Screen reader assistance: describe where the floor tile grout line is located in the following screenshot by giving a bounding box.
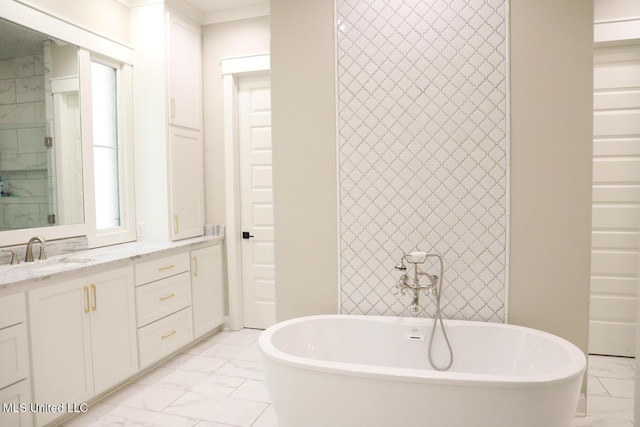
[64,333,637,426]
[250,404,273,427]
[593,376,612,398]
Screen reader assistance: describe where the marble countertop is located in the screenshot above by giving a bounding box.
[0,236,223,290]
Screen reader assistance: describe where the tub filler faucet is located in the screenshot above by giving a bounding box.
[393,250,454,371]
[393,251,442,313]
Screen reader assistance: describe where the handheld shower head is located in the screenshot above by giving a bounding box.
[394,258,407,270]
[406,251,428,263]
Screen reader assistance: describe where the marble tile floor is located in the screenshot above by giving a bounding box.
[574,355,635,427]
[60,328,635,427]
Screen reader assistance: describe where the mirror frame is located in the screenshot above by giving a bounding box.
[0,0,133,248]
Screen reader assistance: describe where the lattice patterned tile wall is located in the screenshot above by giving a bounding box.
[336,0,508,322]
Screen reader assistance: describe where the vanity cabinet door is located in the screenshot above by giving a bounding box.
[29,277,94,427]
[89,267,139,395]
[191,243,224,338]
[29,267,138,425]
[169,127,204,240]
[167,12,201,130]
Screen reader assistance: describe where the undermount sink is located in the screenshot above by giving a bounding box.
[9,256,95,267]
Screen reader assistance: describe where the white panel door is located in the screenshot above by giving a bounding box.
[238,74,275,329]
[590,43,640,356]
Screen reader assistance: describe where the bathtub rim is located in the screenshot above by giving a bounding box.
[259,314,587,389]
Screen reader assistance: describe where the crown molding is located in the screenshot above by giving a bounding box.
[202,3,268,25]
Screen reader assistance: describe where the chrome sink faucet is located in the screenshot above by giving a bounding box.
[25,236,47,262]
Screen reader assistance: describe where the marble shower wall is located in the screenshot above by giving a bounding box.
[0,53,49,230]
[336,0,508,321]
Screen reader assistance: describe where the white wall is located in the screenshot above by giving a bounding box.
[201,17,270,226]
[271,0,593,362]
[271,0,339,320]
[17,0,129,45]
[507,0,593,351]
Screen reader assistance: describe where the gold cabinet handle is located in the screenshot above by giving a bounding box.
[83,286,90,314]
[174,214,179,234]
[161,330,177,339]
[158,264,175,272]
[91,283,97,311]
[159,293,176,301]
[193,256,198,277]
[171,98,176,119]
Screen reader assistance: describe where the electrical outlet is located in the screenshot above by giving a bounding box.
[137,223,144,237]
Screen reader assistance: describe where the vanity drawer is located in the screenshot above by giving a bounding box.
[135,252,190,285]
[135,272,191,327]
[0,323,29,390]
[138,307,193,368]
[0,293,26,330]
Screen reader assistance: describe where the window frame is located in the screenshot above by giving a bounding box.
[81,50,135,247]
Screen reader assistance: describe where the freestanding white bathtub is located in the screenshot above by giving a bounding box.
[259,314,586,427]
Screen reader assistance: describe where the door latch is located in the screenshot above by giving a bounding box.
[242,231,254,239]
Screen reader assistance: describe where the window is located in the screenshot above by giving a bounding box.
[85,53,134,247]
[91,61,121,230]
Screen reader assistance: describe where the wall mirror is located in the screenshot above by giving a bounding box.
[0,17,84,233]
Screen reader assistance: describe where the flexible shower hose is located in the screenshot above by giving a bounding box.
[428,255,454,371]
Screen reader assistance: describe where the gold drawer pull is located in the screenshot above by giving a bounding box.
[158,264,175,272]
[161,330,177,339]
[159,293,176,301]
[91,283,97,311]
[83,286,90,314]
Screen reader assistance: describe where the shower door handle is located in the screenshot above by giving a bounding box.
[242,231,254,239]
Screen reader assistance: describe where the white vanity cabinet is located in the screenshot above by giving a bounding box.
[191,243,224,338]
[130,4,204,242]
[4,239,223,426]
[135,252,194,368]
[168,13,201,129]
[0,292,32,427]
[166,11,204,240]
[29,267,138,426]
[169,127,204,240]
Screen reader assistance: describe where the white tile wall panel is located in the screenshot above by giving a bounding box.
[336,0,508,321]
